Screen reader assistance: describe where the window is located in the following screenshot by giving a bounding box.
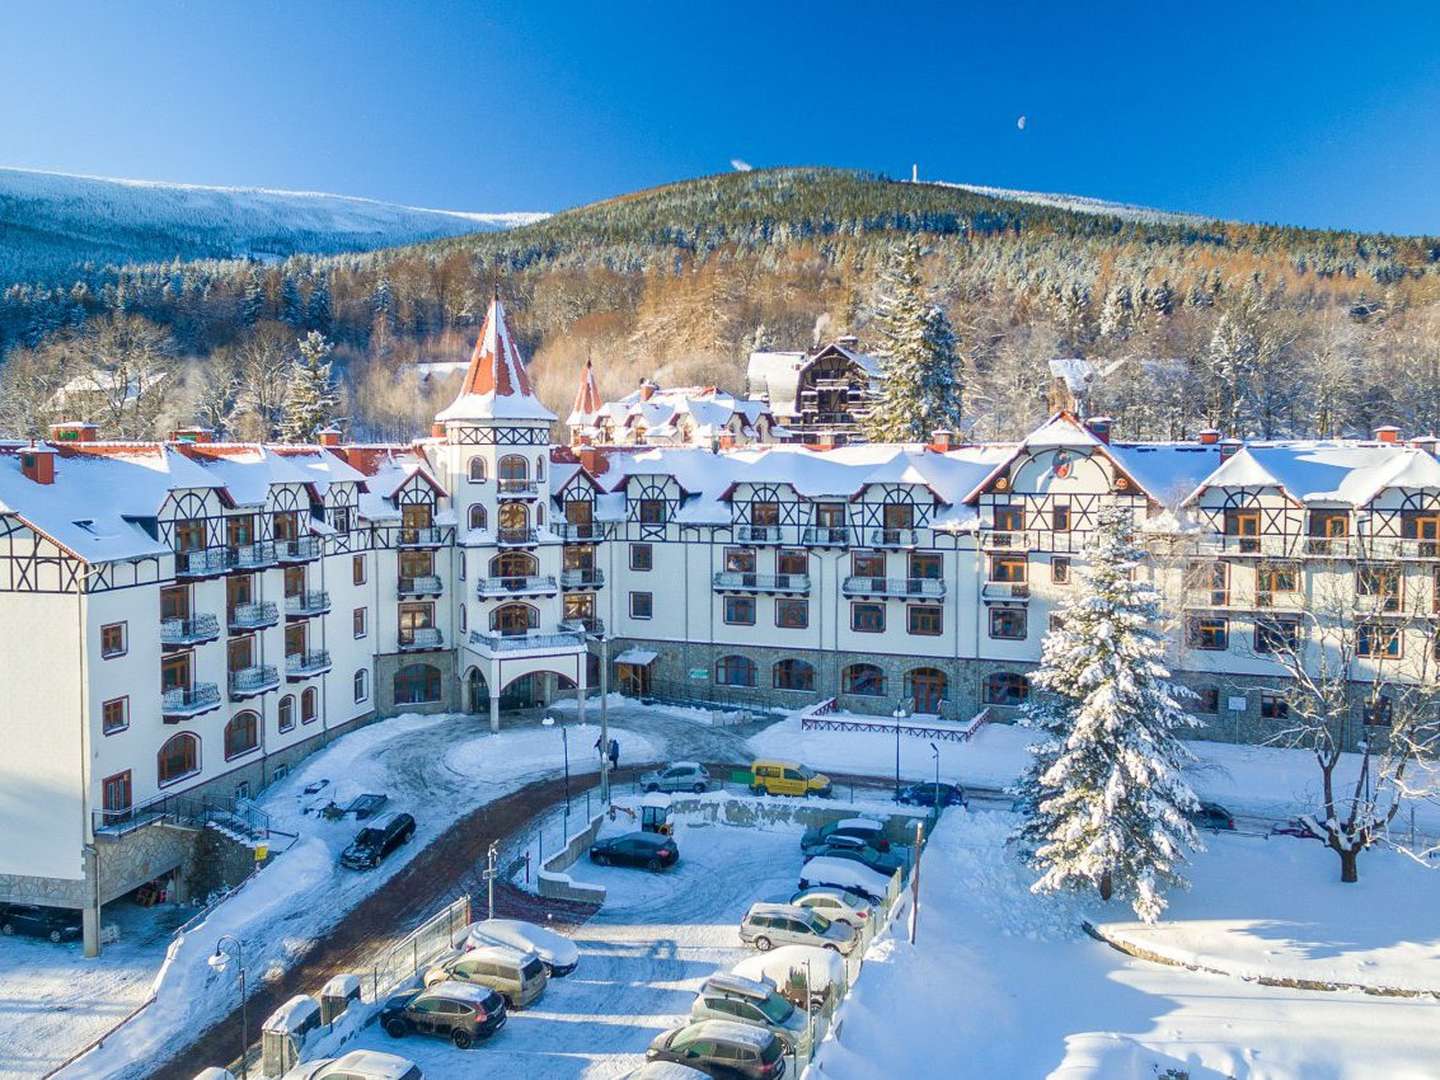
[906,668,947,712]
[498,454,528,482]
[536,503,545,527]
[723,595,756,625]
[173,518,206,552]
[1364,695,1394,727]
[1051,557,1071,585]
[394,663,442,705]
[1260,693,1289,720]
[468,504,488,531]
[102,697,129,735]
[990,556,1027,583]
[882,502,915,530]
[535,455,545,482]
[909,553,942,580]
[353,607,367,638]
[459,606,467,633]
[775,599,809,628]
[160,586,189,620]
[851,602,885,633]
[1186,615,1229,651]
[301,687,318,724]
[330,506,352,534]
[842,663,885,696]
[278,695,295,733]
[851,550,885,578]
[352,554,366,585]
[1357,622,1402,658]
[1188,560,1229,606]
[354,668,370,703]
[102,771,132,817]
[814,502,846,528]
[750,501,780,527]
[101,622,127,658]
[909,604,943,636]
[725,547,757,573]
[157,733,200,786]
[989,607,1027,640]
[777,548,808,576]
[1254,616,1300,654]
[629,591,653,619]
[468,457,487,482]
[1224,507,1261,552]
[773,658,815,691]
[399,601,436,644]
[1051,504,1071,532]
[224,713,260,760]
[1357,564,1402,612]
[1307,510,1349,552]
[716,655,757,686]
[629,543,653,571]
[225,515,254,548]
[638,499,666,524]
[1256,562,1299,606]
[1196,687,1220,713]
[984,672,1030,707]
[994,504,1024,532]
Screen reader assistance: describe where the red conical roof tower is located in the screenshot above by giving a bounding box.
[567,357,603,427]
[436,289,555,423]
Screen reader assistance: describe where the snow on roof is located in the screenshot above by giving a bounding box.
[688,1018,777,1049]
[436,294,556,423]
[184,445,317,506]
[1184,443,1440,507]
[270,446,368,492]
[262,994,319,1033]
[1108,443,1221,509]
[323,1051,423,1080]
[732,944,846,989]
[343,446,442,521]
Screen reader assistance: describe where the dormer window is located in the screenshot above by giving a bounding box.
[639,499,666,525]
[751,501,780,527]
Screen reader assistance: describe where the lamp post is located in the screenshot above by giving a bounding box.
[597,630,611,804]
[892,699,909,803]
[208,934,248,1080]
[930,741,940,809]
[543,715,570,814]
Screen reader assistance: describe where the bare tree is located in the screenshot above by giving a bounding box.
[230,321,295,441]
[58,313,176,438]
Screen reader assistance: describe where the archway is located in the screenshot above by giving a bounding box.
[464,666,489,715]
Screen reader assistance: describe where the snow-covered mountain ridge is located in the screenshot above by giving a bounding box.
[923,179,1214,226]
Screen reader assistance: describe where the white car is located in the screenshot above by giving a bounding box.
[797,855,893,903]
[789,885,873,927]
[282,1050,422,1080]
[464,917,581,977]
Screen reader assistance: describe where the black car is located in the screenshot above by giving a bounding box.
[379,982,506,1049]
[589,831,679,870]
[897,781,967,809]
[340,812,416,869]
[1187,801,1236,831]
[0,903,82,943]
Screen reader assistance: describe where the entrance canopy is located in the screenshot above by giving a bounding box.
[614,648,658,666]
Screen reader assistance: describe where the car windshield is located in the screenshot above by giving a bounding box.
[796,765,815,779]
[355,828,382,845]
[760,1037,783,1063]
[759,994,794,1023]
[522,958,544,979]
[807,911,832,932]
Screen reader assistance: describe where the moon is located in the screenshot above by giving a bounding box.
[1017,115,1027,131]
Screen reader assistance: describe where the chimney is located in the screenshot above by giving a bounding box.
[1375,425,1401,444]
[575,432,593,448]
[836,335,860,348]
[1085,416,1113,445]
[168,426,213,444]
[639,379,658,402]
[317,427,341,447]
[577,446,607,476]
[431,421,446,439]
[1219,437,1243,462]
[1197,428,1221,446]
[929,429,956,453]
[717,432,736,451]
[20,446,55,485]
[1409,435,1439,458]
[49,421,97,444]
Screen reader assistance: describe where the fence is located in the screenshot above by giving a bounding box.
[365,894,473,1002]
[800,706,992,744]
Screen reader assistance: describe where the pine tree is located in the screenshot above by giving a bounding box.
[240,268,266,326]
[279,331,339,442]
[279,274,304,326]
[864,239,964,442]
[1013,505,1203,923]
[305,274,332,333]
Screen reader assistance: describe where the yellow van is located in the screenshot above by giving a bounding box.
[749,759,833,798]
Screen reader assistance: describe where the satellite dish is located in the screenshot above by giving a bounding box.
[1017,115,1027,131]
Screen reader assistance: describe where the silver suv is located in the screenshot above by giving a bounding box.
[689,973,811,1054]
[739,902,857,955]
[788,886,873,928]
[639,761,711,794]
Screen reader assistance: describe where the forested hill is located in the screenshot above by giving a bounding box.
[0,166,544,286]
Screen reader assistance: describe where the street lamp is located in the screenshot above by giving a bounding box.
[930,741,941,809]
[892,699,909,803]
[596,630,611,804]
[542,715,570,813]
[208,934,248,1080]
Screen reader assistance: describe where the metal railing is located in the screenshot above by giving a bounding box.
[160,613,220,646]
[801,525,851,546]
[230,541,277,569]
[228,600,279,631]
[161,683,222,718]
[175,546,231,577]
[736,524,784,543]
[468,628,585,654]
[398,574,444,596]
[399,627,445,650]
[841,576,945,598]
[496,527,539,545]
[284,590,330,617]
[229,665,279,698]
[92,791,271,840]
[476,574,557,596]
[276,536,321,562]
[497,478,540,497]
[554,522,599,541]
[561,567,604,588]
[979,529,1036,551]
[285,650,332,678]
[561,616,605,636]
[397,526,444,547]
[712,571,812,593]
[981,580,1030,599]
[869,527,919,548]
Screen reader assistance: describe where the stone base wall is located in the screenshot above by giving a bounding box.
[375,649,459,716]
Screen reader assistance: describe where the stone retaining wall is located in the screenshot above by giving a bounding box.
[537,814,606,904]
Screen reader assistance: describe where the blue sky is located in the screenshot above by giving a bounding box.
[2,1,1439,233]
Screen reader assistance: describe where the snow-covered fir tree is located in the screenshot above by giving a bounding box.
[1014,505,1203,923]
[240,268,266,325]
[279,274,304,326]
[864,238,964,442]
[305,273,332,332]
[279,331,339,442]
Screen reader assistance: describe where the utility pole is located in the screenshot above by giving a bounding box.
[598,631,611,803]
[485,841,498,920]
[908,819,923,945]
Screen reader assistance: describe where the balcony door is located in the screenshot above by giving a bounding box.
[161,586,190,621]
[227,574,253,618]
[161,653,191,692]
[228,636,254,675]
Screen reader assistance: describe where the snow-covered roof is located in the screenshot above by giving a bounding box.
[436,294,556,423]
[572,381,774,446]
[686,1018,779,1049]
[184,445,318,506]
[732,943,847,989]
[745,340,884,418]
[262,994,319,1033]
[1183,443,1440,507]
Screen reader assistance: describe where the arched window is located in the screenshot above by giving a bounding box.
[491,603,539,635]
[906,667,947,713]
[468,504,488,531]
[468,457,487,482]
[301,687,318,724]
[498,502,528,531]
[491,551,537,578]
[157,732,200,787]
[841,663,885,697]
[394,662,442,705]
[459,606,467,632]
[224,712,260,761]
[278,695,295,733]
[536,503,545,526]
[773,658,815,691]
[716,655,757,687]
[984,671,1030,707]
[535,455,546,481]
[354,668,369,704]
[498,455,528,481]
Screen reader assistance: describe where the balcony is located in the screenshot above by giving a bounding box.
[982,580,1031,600]
[1188,535,1291,558]
[230,541,277,570]
[497,479,541,499]
[228,664,279,700]
[554,522,599,542]
[496,527,539,546]
[736,524,784,544]
[712,571,811,594]
[467,628,585,657]
[175,546,231,578]
[161,683,222,721]
[979,530,1036,551]
[476,575,558,598]
[228,601,280,632]
[397,527,444,548]
[1358,536,1440,561]
[285,650,333,680]
[160,613,221,647]
[869,528,919,548]
[1303,536,1355,558]
[285,590,331,618]
[561,616,605,636]
[398,575,444,597]
[398,627,445,651]
[841,576,946,599]
[802,525,851,547]
[561,568,604,589]
[276,536,321,563]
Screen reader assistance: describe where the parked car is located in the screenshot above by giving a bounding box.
[378,982,505,1049]
[732,945,846,1015]
[639,761,712,794]
[739,902,857,955]
[749,760,832,798]
[646,1019,787,1079]
[464,918,580,977]
[423,944,548,1008]
[800,817,890,854]
[803,834,903,876]
[689,973,811,1054]
[797,856,891,904]
[788,886,873,928]
[897,781,968,808]
[1270,817,1323,840]
[282,1049,422,1080]
[339,812,416,870]
[589,831,680,870]
[0,903,82,943]
[1187,801,1236,831]
[622,1064,711,1080]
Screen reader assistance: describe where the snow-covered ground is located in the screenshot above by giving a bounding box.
[812,811,1440,1080]
[32,713,659,1080]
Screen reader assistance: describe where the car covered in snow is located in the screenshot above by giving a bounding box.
[799,833,903,876]
[339,812,416,870]
[639,761,712,794]
[1186,801,1236,831]
[689,972,811,1054]
[0,903,82,943]
[423,944,548,1008]
[646,1019,787,1078]
[788,886,873,928]
[797,855,892,903]
[622,1063,711,1080]
[589,831,679,870]
[378,981,505,1049]
[281,1049,423,1080]
[464,918,580,977]
[896,780,968,808]
[739,902,857,955]
[799,816,890,854]
[732,945,847,1014]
